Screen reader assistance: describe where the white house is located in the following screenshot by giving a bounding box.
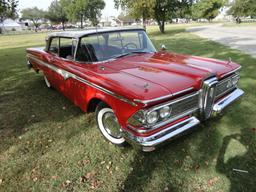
[0,19,22,32]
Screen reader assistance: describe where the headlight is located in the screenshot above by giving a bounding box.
[146,111,159,124]
[232,75,240,86]
[159,106,171,119]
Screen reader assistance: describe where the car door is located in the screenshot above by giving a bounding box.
[43,37,64,90]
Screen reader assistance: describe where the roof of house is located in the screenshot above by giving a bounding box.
[48,27,145,38]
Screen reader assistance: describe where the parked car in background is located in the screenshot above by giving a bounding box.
[26,27,244,152]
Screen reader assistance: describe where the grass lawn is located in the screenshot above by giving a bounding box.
[222,22,256,27]
[0,24,255,192]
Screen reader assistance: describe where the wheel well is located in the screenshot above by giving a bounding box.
[87,98,103,112]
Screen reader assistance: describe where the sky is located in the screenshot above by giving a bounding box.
[18,0,121,18]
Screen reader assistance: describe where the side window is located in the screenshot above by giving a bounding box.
[77,35,105,62]
[49,37,59,55]
[59,38,76,59]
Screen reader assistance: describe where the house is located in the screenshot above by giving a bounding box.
[0,19,22,32]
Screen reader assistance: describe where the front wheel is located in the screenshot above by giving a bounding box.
[96,103,126,146]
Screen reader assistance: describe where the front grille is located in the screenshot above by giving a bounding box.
[216,74,239,99]
[171,93,199,117]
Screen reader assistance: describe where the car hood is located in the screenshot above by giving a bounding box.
[71,52,240,104]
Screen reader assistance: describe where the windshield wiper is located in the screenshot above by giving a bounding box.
[113,51,150,59]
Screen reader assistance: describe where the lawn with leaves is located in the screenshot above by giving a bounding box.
[0,24,255,192]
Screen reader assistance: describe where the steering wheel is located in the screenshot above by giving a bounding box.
[123,42,138,50]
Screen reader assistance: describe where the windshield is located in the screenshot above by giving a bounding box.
[76,30,156,62]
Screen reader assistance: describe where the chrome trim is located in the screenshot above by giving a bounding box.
[128,107,199,134]
[27,54,137,106]
[213,88,244,114]
[147,91,199,113]
[128,91,200,133]
[220,66,241,78]
[124,116,200,147]
[200,77,218,119]
[215,73,240,99]
[133,87,194,105]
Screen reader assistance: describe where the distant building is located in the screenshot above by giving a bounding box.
[0,19,22,32]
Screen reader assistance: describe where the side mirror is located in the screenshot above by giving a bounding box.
[161,44,167,51]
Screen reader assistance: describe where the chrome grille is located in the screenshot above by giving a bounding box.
[201,77,218,120]
[171,93,199,117]
[216,74,239,99]
[148,92,200,130]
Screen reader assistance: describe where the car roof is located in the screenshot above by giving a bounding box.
[48,27,146,39]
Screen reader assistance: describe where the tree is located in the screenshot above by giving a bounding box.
[114,0,155,29]
[21,7,46,32]
[154,0,182,33]
[46,0,68,30]
[65,0,105,28]
[192,0,226,21]
[228,0,256,22]
[0,0,18,22]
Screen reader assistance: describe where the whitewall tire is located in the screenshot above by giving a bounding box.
[96,103,126,145]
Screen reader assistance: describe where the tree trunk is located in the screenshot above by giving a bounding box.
[80,14,83,29]
[159,21,165,33]
[62,22,65,31]
[142,17,146,31]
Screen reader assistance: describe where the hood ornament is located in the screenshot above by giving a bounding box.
[228,57,232,63]
[144,83,150,89]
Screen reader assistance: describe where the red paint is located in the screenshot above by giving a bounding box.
[26,41,240,137]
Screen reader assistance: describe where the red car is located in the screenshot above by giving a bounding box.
[26,28,244,152]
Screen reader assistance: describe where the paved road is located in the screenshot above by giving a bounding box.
[187,24,256,58]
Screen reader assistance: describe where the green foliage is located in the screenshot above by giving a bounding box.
[114,0,192,33]
[229,0,256,18]
[0,25,256,191]
[154,0,183,33]
[192,0,226,21]
[21,7,46,31]
[65,0,105,27]
[0,0,18,22]
[46,0,68,30]
[115,0,155,27]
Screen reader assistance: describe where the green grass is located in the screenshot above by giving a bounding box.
[222,22,256,27]
[0,24,256,192]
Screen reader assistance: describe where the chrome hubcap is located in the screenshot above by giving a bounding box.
[102,112,122,139]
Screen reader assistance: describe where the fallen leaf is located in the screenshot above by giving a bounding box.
[62,106,66,110]
[252,128,256,132]
[164,186,169,192]
[91,180,98,189]
[205,161,209,166]
[100,161,106,165]
[0,179,3,185]
[194,164,200,171]
[61,180,72,188]
[33,177,38,182]
[51,175,57,179]
[208,177,219,187]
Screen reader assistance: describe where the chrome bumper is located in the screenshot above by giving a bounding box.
[123,116,200,152]
[124,88,244,152]
[212,88,244,114]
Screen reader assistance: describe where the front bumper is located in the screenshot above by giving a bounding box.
[123,88,244,152]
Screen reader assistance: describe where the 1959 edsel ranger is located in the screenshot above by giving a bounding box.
[26,28,244,152]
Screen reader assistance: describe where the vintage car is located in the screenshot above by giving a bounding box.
[26,27,244,152]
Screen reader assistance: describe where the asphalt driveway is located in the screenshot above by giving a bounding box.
[187,24,256,58]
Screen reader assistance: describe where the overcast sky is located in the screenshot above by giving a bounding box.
[18,0,121,17]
